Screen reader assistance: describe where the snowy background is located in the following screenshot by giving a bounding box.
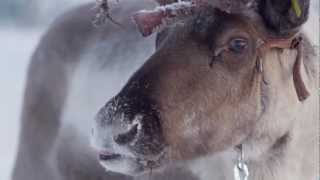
[0,1,318,180]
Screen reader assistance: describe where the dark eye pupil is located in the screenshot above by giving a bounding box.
[229,38,248,53]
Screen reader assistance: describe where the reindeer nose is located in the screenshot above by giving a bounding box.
[113,124,139,145]
[94,95,165,156]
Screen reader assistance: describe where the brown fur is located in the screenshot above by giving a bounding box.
[94,5,318,179]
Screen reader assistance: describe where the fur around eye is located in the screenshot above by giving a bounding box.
[229,38,248,53]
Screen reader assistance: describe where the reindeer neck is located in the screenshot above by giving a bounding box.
[246,96,318,180]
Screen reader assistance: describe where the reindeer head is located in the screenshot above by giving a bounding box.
[91,0,311,176]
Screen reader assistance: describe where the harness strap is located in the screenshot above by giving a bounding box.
[258,34,300,54]
[258,34,310,101]
[292,37,310,101]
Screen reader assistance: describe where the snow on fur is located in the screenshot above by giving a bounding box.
[133,1,196,37]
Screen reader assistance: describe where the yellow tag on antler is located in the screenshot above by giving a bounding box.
[291,0,302,17]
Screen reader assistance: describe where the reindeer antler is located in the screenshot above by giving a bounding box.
[92,0,258,36]
[133,1,202,37]
[132,0,259,37]
[93,0,122,27]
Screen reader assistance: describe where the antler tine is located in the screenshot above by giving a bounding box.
[133,1,205,37]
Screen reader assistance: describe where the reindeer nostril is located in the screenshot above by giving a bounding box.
[114,124,139,145]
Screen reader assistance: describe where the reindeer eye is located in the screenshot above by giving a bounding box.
[229,38,248,53]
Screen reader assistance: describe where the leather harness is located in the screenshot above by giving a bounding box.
[258,33,310,101]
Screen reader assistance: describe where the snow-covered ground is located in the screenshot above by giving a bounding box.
[0,3,318,180]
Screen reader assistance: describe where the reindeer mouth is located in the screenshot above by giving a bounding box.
[99,152,122,161]
[98,150,133,163]
[97,149,168,175]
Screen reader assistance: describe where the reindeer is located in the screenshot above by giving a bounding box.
[12,0,318,180]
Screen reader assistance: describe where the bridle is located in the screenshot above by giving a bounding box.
[257,33,310,101]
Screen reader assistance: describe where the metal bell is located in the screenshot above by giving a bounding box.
[234,145,249,180]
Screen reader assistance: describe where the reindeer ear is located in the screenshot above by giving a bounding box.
[259,0,310,36]
[292,40,310,101]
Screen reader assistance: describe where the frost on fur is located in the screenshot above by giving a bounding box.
[133,1,196,37]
